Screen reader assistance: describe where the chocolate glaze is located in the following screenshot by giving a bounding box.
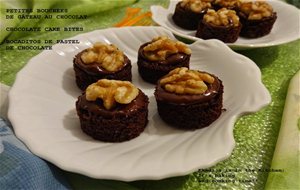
[138,42,190,65]
[155,72,221,105]
[74,50,130,75]
[77,90,148,118]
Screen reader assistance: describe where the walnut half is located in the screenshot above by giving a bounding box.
[143,36,191,61]
[204,8,240,27]
[81,42,125,72]
[240,1,273,20]
[160,67,215,95]
[86,79,139,110]
[180,0,212,13]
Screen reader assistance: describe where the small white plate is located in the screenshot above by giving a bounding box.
[151,0,300,49]
[8,26,270,181]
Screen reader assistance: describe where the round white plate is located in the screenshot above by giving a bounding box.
[151,0,300,50]
[8,26,270,181]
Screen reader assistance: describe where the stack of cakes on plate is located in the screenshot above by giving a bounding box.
[172,0,277,43]
[74,36,224,142]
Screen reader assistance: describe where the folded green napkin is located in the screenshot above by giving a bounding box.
[265,71,300,190]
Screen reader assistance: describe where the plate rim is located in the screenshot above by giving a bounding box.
[8,26,271,181]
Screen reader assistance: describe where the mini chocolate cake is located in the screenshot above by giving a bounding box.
[73,42,132,90]
[172,0,212,30]
[212,0,241,11]
[196,8,242,43]
[238,1,277,38]
[137,36,191,84]
[154,67,223,129]
[76,79,149,142]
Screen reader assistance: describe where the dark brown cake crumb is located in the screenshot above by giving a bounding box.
[156,85,223,129]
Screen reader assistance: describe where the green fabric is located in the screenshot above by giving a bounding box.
[1,0,299,190]
[287,0,300,8]
[0,0,139,85]
[0,0,138,42]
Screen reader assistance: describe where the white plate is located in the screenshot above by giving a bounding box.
[8,26,270,181]
[151,0,300,50]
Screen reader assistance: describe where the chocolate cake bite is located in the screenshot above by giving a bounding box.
[76,79,149,142]
[172,0,213,30]
[238,1,277,38]
[196,8,242,43]
[137,36,191,84]
[73,42,132,90]
[154,67,223,130]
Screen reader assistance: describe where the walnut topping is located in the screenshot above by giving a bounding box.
[143,36,191,61]
[81,42,125,72]
[180,0,212,13]
[160,67,215,95]
[86,79,139,110]
[214,0,241,8]
[240,1,273,20]
[204,8,240,27]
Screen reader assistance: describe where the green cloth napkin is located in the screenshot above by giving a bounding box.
[265,71,300,190]
[1,0,299,189]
